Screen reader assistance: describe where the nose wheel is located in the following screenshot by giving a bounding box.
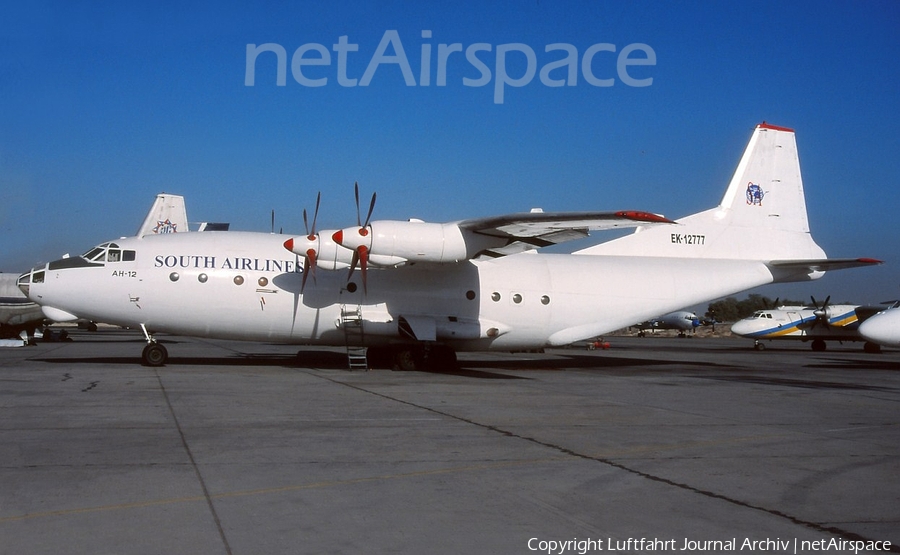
[142,343,168,366]
[139,324,168,366]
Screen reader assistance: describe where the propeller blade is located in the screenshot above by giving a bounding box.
[354,181,361,227]
[359,245,369,294]
[348,250,359,281]
[304,249,317,290]
[310,192,320,237]
[363,191,376,228]
[301,257,310,293]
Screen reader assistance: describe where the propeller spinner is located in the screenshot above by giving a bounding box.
[810,295,832,329]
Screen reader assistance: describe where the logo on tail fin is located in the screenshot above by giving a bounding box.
[745,182,765,206]
[152,219,178,234]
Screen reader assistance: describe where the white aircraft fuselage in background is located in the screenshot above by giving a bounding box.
[0,273,44,341]
[635,310,701,337]
[730,304,884,352]
[858,305,900,348]
[17,124,881,368]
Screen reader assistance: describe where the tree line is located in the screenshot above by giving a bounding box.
[704,294,806,323]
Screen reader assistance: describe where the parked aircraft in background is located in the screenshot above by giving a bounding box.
[634,311,700,337]
[730,297,885,352]
[17,123,880,369]
[858,303,900,349]
[136,193,190,236]
[136,192,229,236]
[0,273,44,343]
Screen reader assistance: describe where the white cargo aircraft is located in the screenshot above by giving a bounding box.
[858,303,900,348]
[730,298,884,352]
[17,123,880,369]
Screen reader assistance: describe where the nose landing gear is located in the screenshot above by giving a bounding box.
[140,324,168,366]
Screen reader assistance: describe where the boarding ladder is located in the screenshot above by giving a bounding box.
[340,305,368,371]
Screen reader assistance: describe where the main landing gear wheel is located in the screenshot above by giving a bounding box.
[393,348,422,372]
[142,343,168,367]
[390,345,459,372]
[864,341,882,354]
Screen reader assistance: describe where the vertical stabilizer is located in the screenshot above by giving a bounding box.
[136,194,189,237]
[578,123,826,262]
[715,122,810,234]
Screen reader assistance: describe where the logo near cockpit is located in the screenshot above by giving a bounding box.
[152,219,179,234]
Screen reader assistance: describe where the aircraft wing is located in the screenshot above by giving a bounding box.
[769,258,883,272]
[457,210,675,259]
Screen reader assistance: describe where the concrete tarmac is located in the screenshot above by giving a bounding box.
[1,328,898,555]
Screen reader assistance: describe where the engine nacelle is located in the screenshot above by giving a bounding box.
[334,220,470,264]
[283,231,354,270]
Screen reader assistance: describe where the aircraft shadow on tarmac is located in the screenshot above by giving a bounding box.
[803,356,900,372]
[33,354,304,368]
[31,350,719,379]
[705,374,899,392]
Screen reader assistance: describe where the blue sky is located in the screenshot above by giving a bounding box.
[2,1,898,306]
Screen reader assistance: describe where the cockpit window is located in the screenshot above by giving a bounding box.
[83,247,107,261]
[79,242,133,263]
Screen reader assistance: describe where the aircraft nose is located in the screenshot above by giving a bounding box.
[730,320,755,337]
[16,266,43,299]
[859,316,896,347]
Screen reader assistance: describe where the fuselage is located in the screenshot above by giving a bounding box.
[20,231,776,350]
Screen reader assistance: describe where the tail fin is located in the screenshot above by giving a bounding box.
[136,193,189,237]
[578,123,826,262]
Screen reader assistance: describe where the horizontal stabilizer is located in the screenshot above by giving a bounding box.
[769,258,882,272]
[198,222,230,232]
